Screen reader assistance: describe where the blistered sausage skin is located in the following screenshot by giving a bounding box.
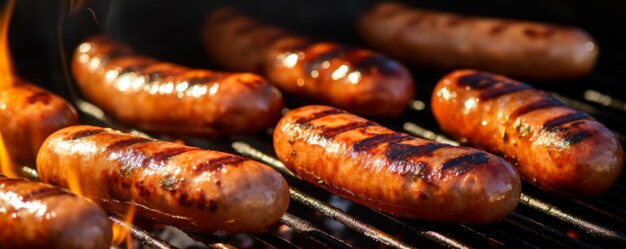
[37,125,290,233]
[0,79,78,168]
[274,105,520,224]
[72,35,283,136]
[0,176,111,249]
[431,70,624,197]
[358,2,599,81]
[203,8,415,117]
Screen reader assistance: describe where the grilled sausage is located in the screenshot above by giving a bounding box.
[203,8,415,117]
[72,35,283,136]
[37,125,290,233]
[431,70,624,197]
[273,105,520,224]
[358,2,599,81]
[0,176,111,249]
[0,79,78,168]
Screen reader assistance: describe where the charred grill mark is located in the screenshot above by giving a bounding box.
[193,156,246,174]
[118,63,152,75]
[349,54,401,76]
[303,45,351,75]
[446,16,465,27]
[457,72,499,89]
[509,98,564,120]
[21,187,69,202]
[543,112,590,131]
[386,143,450,161]
[152,147,200,162]
[27,92,52,104]
[188,75,223,86]
[69,128,104,140]
[106,137,153,151]
[441,153,489,176]
[524,27,557,39]
[489,21,512,35]
[479,84,531,100]
[294,109,346,124]
[353,133,412,152]
[321,121,376,138]
[563,131,592,145]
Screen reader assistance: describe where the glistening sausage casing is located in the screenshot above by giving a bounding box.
[203,8,415,117]
[0,176,111,249]
[37,125,290,233]
[358,2,598,81]
[0,79,78,168]
[274,105,520,224]
[431,70,624,197]
[72,36,283,136]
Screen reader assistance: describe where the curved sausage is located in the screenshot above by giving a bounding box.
[431,70,624,197]
[273,105,520,224]
[0,176,111,249]
[0,79,78,168]
[203,8,415,117]
[358,2,599,81]
[37,125,290,233]
[72,35,283,136]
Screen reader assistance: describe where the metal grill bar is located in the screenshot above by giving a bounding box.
[375,212,470,249]
[519,194,626,243]
[280,213,354,249]
[503,212,596,248]
[109,217,177,249]
[248,232,301,249]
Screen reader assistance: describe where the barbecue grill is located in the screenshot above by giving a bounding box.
[7,0,626,248]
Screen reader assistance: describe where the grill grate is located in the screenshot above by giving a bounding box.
[55,73,625,248]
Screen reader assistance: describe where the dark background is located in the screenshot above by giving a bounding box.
[5,0,626,97]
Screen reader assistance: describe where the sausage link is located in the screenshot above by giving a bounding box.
[431,70,624,197]
[0,79,78,168]
[36,125,290,233]
[358,2,598,81]
[72,35,283,136]
[203,8,415,117]
[0,176,111,249]
[273,105,520,224]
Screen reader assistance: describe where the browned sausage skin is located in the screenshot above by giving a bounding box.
[358,2,599,81]
[37,125,290,233]
[0,79,78,168]
[0,176,112,249]
[203,8,415,117]
[274,105,520,224]
[431,70,624,198]
[72,35,283,136]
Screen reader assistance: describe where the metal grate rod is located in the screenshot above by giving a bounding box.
[503,212,596,248]
[109,217,177,249]
[375,212,471,249]
[520,193,626,243]
[280,212,354,249]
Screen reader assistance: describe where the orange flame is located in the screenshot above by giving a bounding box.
[0,132,17,177]
[0,0,15,89]
[112,204,136,248]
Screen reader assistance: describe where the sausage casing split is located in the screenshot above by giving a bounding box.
[72,35,283,136]
[274,105,520,224]
[203,8,415,117]
[37,125,290,233]
[358,2,599,81]
[0,176,112,249]
[431,70,624,197]
[0,79,78,168]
